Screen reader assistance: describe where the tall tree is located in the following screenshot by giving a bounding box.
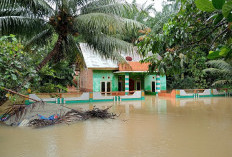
[0,0,144,90]
[137,0,232,89]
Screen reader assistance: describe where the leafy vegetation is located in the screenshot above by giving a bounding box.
[1,0,232,105]
[0,0,144,92]
[204,60,232,87]
[32,61,75,93]
[0,35,36,102]
[137,0,232,89]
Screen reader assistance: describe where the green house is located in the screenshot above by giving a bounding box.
[79,43,166,95]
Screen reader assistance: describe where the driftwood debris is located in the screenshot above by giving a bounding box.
[27,106,117,128]
[85,106,116,119]
[1,100,117,128]
[0,101,46,124]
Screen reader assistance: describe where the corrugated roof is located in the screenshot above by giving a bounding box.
[119,62,150,71]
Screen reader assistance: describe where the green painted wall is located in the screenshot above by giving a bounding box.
[144,74,156,91]
[92,70,118,92]
[160,75,166,90]
[92,71,166,92]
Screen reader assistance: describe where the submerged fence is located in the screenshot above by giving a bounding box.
[158,89,231,99]
[26,91,145,105]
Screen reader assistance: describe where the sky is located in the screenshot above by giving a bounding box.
[125,0,165,12]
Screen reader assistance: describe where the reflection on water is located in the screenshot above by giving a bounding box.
[1,96,232,157]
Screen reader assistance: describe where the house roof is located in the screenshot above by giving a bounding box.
[80,43,118,69]
[79,43,151,70]
[118,62,150,71]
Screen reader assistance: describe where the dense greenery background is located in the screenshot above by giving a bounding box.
[137,0,232,89]
[0,0,232,103]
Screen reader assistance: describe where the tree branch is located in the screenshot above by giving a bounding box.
[188,21,226,45]
[210,28,228,48]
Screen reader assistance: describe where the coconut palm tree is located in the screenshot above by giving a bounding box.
[204,60,232,86]
[0,0,144,89]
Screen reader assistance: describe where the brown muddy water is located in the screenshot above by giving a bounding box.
[1,96,232,157]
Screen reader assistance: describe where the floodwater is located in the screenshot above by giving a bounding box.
[1,96,232,157]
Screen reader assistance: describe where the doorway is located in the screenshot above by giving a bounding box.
[135,80,141,90]
[118,81,124,91]
[152,81,156,92]
[129,79,135,91]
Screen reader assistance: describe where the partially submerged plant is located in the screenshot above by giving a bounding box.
[0,101,45,123]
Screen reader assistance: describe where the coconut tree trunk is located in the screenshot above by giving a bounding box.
[15,35,63,92]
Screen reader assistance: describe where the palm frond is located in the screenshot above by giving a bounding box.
[69,0,89,6]
[122,18,145,31]
[0,16,47,38]
[80,1,132,16]
[83,33,134,62]
[206,60,232,71]
[0,0,54,16]
[204,59,232,87]
[0,7,29,16]
[64,35,85,68]
[75,13,144,36]
[203,68,226,75]
[24,28,54,50]
[75,13,125,35]
[212,80,232,86]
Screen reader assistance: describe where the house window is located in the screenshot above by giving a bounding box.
[107,82,111,95]
[108,76,110,79]
[101,81,111,95]
[102,76,105,79]
[101,82,105,93]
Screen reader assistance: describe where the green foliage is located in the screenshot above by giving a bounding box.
[0,35,36,100]
[187,50,208,88]
[195,0,232,21]
[32,61,75,93]
[222,0,232,17]
[0,0,144,97]
[167,76,195,89]
[212,0,225,9]
[137,0,223,89]
[208,46,232,59]
[0,0,144,67]
[204,60,232,87]
[195,0,215,12]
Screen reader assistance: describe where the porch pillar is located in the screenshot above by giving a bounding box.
[156,75,161,94]
[125,73,129,95]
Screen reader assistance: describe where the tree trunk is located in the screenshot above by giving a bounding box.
[3,87,39,102]
[15,35,63,92]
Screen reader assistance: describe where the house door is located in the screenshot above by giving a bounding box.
[152,81,156,92]
[135,80,141,90]
[118,81,124,91]
[129,79,134,91]
[101,81,111,95]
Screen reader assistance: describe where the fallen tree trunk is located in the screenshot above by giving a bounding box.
[2,87,39,102]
